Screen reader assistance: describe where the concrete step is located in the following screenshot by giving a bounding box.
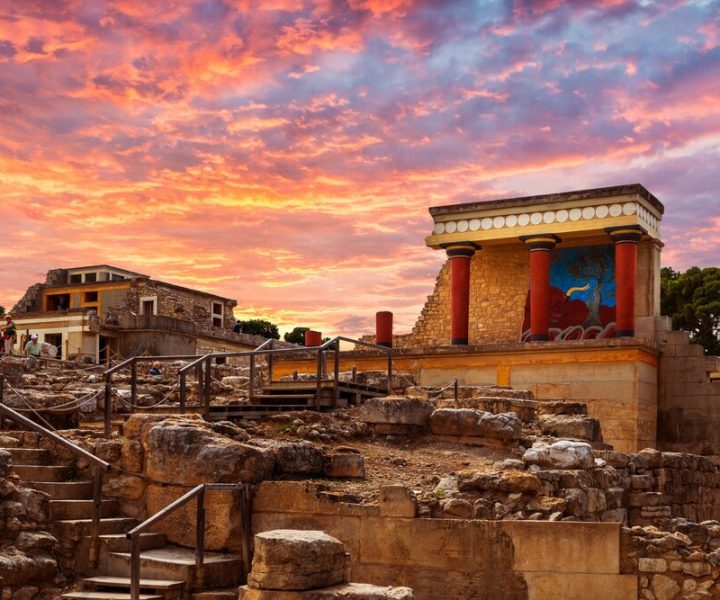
[2,447,52,465]
[51,499,120,521]
[83,575,184,593]
[55,517,138,539]
[62,592,162,600]
[14,464,73,482]
[31,480,94,499]
[106,546,244,589]
[98,533,167,552]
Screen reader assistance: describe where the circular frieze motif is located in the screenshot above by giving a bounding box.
[582,206,595,219]
[493,216,505,228]
[505,214,518,227]
[569,208,582,221]
[623,202,637,215]
[542,211,555,224]
[556,209,569,223]
[469,218,481,231]
[457,220,469,232]
[530,212,542,225]
[595,205,609,218]
[434,223,446,234]
[481,217,493,230]
[445,221,457,233]
[518,214,530,226]
[609,204,622,217]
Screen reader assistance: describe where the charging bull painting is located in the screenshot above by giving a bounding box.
[521,244,616,341]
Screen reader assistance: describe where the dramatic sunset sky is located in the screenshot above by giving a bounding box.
[1,0,718,336]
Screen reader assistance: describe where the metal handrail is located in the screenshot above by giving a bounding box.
[126,482,251,600]
[0,376,110,567]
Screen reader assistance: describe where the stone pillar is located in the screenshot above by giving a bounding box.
[375,311,393,347]
[607,226,643,337]
[444,243,479,345]
[304,330,322,346]
[521,234,560,342]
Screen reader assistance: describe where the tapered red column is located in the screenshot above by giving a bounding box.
[607,227,643,337]
[375,311,393,347]
[445,244,478,345]
[521,235,560,342]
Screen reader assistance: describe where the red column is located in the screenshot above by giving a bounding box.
[608,227,643,337]
[521,235,559,342]
[445,244,478,345]
[304,330,322,346]
[376,311,393,347]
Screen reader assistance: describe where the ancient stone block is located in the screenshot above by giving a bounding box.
[359,398,433,429]
[248,530,346,591]
[379,486,416,518]
[458,470,541,494]
[522,441,594,470]
[430,409,521,440]
[323,451,365,479]
[539,414,602,442]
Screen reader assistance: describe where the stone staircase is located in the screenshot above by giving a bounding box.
[1,433,244,600]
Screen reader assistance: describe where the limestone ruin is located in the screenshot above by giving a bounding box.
[0,184,719,599]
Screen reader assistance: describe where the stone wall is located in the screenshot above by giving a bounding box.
[657,327,720,454]
[406,245,529,348]
[251,481,636,600]
[126,280,236,331]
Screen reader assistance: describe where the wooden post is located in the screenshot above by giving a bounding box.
[195,486,206,592]
[179,371,187,412]
[249,355,255,404]
[104,375,112,437]
[333,341,340,408]
[204,357,212,413]
[130,360,137,411]
[315,350,323,408]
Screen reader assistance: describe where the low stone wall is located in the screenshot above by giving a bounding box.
[251,481,637,600]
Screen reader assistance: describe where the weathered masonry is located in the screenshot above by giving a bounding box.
[10,264,261,361]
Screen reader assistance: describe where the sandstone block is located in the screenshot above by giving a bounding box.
[523,441,594,470]
[248,530,346,591]
[359,398,433,428]
[379,485,416,518]
[238,582,415,599]
[539,415,602,442]
[430,409,521,440]
[458,470,541,494]
[323,451,365,479]
[639,558,667,573]
[651,574,680,600]
[538,402,587,416]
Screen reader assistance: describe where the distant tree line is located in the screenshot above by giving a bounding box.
[661,266,720,356]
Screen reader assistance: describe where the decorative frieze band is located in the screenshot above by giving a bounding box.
[432,201,660,236]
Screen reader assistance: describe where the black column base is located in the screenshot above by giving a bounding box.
[376,341,393,348]
[530,334,549,341]
[616,330,635,338]
[451,338,468,345]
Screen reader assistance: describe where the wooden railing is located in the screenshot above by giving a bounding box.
[125,483,252,600]
[0,376,111,566]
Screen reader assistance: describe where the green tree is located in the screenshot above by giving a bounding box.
[661,266,720,355]
[0,306,4,317]
[283,326,310,344]
[237,319,280,339]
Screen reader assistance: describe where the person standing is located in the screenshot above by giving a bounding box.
[2,315,16,355]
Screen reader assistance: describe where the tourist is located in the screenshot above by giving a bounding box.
[233,320,243,333]
[2,315,16,355]
[25,334,42,358]
[149,361,163,376]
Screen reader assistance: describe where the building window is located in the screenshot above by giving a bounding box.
[46,294,70,311]
[84,273,97,283]
[84,291,98,303]
[211,302,223,327]
[69,274,82,284]
[140,296,157,316]
[111,274,124,281]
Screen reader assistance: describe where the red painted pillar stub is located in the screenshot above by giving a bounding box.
[304,330,322,346]
[444,243,479,345]
[607,226,643,337]
[376,311,393,347]
[521,234,560,342]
